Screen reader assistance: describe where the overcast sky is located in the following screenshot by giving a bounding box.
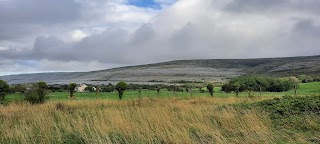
[1,0,320,76]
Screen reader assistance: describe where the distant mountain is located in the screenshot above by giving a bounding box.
[1,55,320,85]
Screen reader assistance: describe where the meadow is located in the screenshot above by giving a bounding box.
[5,82,320,102]
[0,82,319,143]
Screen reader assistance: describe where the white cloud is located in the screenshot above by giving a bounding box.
[0,0,320,75]
[71,30,87,42]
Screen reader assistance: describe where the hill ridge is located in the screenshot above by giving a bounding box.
[1,55,320,84]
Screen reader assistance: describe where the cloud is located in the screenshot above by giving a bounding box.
[0,0,320,75]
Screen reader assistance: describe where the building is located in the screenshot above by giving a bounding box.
[76,84,88,92]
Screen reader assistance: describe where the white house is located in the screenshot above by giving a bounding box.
[76,84,88,92]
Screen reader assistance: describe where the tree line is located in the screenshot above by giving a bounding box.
[221,76,299,95]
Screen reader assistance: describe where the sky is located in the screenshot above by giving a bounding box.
[1,0,320,76]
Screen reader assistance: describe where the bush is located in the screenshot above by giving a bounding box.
[207,83,214,97]
[115,82,128,100]
[0,80,9,102]
[84,86,93,92]
[24,81,48,104]
[9,84,27,93]
[69,83,77,97]
[101,83,115,92]
[222,76,296,93]
[251,96,320,130]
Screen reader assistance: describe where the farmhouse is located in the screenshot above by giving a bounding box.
[76,84,88,92]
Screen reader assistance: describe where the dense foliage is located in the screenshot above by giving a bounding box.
[0,80,9,102]
[222,76,297,93]
[207,83,214,96]
[115,82,128,100]
[25,82,48,104]
[101,83,115,92]
[69,83,77,97]
[298,75,320,83]
[9,84,27,93]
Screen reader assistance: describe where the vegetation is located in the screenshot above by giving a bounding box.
[9,84,27,93]
[222,76,296,93]
[0,96,319,143]
[115,82,128,100]
[254,96,320,128]
[156,86,161,97]
[101,83,115,92]
[298,74,320,83]
[84,85,94,92]
[236,96,320,142]
[69,83,77,98]
[0,80,9,102]
[207,83,214,97]
[24,81,48,104]
[0,80,319,143]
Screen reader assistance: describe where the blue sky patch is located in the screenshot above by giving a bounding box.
[127,0,161,9]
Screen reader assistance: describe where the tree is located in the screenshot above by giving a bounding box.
[289,76,300,96]
[10,84,26,93]
[95,85,100,98]
[207,83,214,97]
[138,88,142,100]
[233,82,241,97]
[115,82,128,100]
[25,81,48,104]
[185,84,193,97]
[69,83,77,98]
[156,86,161,97]
[84,85,93,92]
[0,80,9,102]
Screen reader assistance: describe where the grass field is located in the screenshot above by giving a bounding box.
[5,82,320,102]
[1,83,319,143]
[0,96,319,143]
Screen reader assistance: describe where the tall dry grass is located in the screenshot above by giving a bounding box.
[0,97,307,143]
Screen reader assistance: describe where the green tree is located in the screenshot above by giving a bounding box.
[25,81,48,104]
[233,82,241,97]
[115,82,128,100]
[207,83,214,97]
[69,83,77,98]
[10,84,27,93]
[84,86,93,92]
[0,80,9,102]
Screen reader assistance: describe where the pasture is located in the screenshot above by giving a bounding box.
[5,82,320,102]
[0,82,319,143]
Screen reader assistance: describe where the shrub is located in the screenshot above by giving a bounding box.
[207,83,214,97]
[115,82,128,100]
[249,96,320,130]
[222,76,295,93]
[69,83,77,97]
[156,86,161,97]
[0,80,9,102]
[84,86,93,92]
[9,84,27,93]
[24,81,48,104]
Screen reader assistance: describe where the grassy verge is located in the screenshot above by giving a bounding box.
[0,96,319,143]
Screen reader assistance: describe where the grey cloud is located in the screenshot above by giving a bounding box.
[0,0,81,25]
[224,0,287,13]
[224,0,320,14]
[132,24,155,45]
[1,0,320,75]
[0,0,81,41]
[293,19,320,37]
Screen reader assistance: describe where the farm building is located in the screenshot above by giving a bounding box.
[76,84,88,92]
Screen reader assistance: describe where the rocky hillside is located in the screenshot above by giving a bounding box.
[1,55,320,84]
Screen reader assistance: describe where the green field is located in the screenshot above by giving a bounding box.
[6,82,320,102]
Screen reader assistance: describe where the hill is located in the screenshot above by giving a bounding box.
[1,55,320,84]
